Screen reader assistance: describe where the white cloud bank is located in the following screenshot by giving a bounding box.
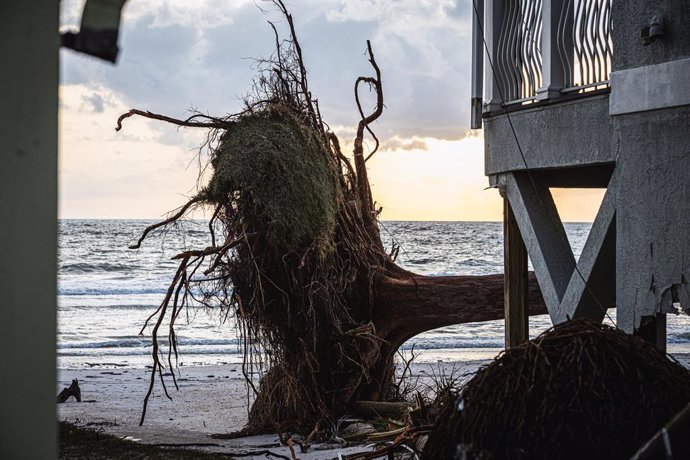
[58,0,497,220]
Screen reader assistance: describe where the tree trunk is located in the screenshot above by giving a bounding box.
[374,272,545,340]
[355,271,547,400]
[122,9,552,432]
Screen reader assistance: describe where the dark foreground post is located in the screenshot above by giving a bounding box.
[504,195,529,348]
[0,3,58,458]
[636,314,667,354]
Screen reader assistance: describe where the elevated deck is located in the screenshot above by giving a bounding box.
[473,0,690,347]
[484,93,612,178]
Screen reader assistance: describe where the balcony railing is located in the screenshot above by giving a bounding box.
[471,0,613,128]
[496,0,544,104]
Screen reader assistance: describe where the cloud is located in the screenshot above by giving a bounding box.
[58,0,489,219]
[61,1,269,118]
[379,137,429,152]
[365,136,501,221]
[59,0,86,26]
[60,0,254,30]
[317,0,474,140]
[325,0,458,24]
[81,92,105,113]
[60,0,475,139]
[124,0,249,29]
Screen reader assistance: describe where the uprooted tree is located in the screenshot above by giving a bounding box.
[119,2,546,434]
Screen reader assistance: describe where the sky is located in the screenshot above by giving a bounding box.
[58,0,602,222]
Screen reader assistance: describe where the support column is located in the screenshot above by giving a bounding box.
[505,172,575,323]
[0,3,58,459]
[471,0,484,129]
[504,195,529,348]
[537,0,573,100]
[483,0,506,111]
[636,314,667,354]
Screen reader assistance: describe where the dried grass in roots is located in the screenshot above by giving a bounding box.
[424,319,690,459]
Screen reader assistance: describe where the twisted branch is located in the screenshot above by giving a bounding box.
[115,109,230,131]
[352,40,384,229]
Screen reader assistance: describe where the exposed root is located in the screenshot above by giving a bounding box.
[424,319,690,459]
[125,32,392,430]
[352,40,383,225]
[129,196,205,249]
[115,109,229,132]
[120,1,524,441]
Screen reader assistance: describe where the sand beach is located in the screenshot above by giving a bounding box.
[58,352,690,458]
[57,360,487,458]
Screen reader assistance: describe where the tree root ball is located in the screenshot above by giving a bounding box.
[424,319,690,459]
[206,107,338,255]
[198,104,385,435]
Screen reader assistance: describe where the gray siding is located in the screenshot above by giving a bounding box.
[612,0,690,71]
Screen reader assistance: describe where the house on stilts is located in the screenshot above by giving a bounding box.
[471,0,690,351]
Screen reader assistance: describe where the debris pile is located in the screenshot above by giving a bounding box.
[424,319,690,459]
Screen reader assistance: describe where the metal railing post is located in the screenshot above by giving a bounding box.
[484,0,506,111]
[537,0,573,100]
[471,0,484,129]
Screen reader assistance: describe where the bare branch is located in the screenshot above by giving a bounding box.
[116,109,229,132]
[352,40,384,223]
[171,238,241,260]
[129,196,204,249]
[328,132,356,189]
[208,204,222,247]
[354,77,381,162]
[354,41,384,160]
[139,255,189,426]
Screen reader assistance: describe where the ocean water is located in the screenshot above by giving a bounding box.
[58,220,690,368]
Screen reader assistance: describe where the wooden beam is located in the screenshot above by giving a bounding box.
[558,175,617,322]
[636,314,667,354]
[505,172,576,323]
[504,196,529,348]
